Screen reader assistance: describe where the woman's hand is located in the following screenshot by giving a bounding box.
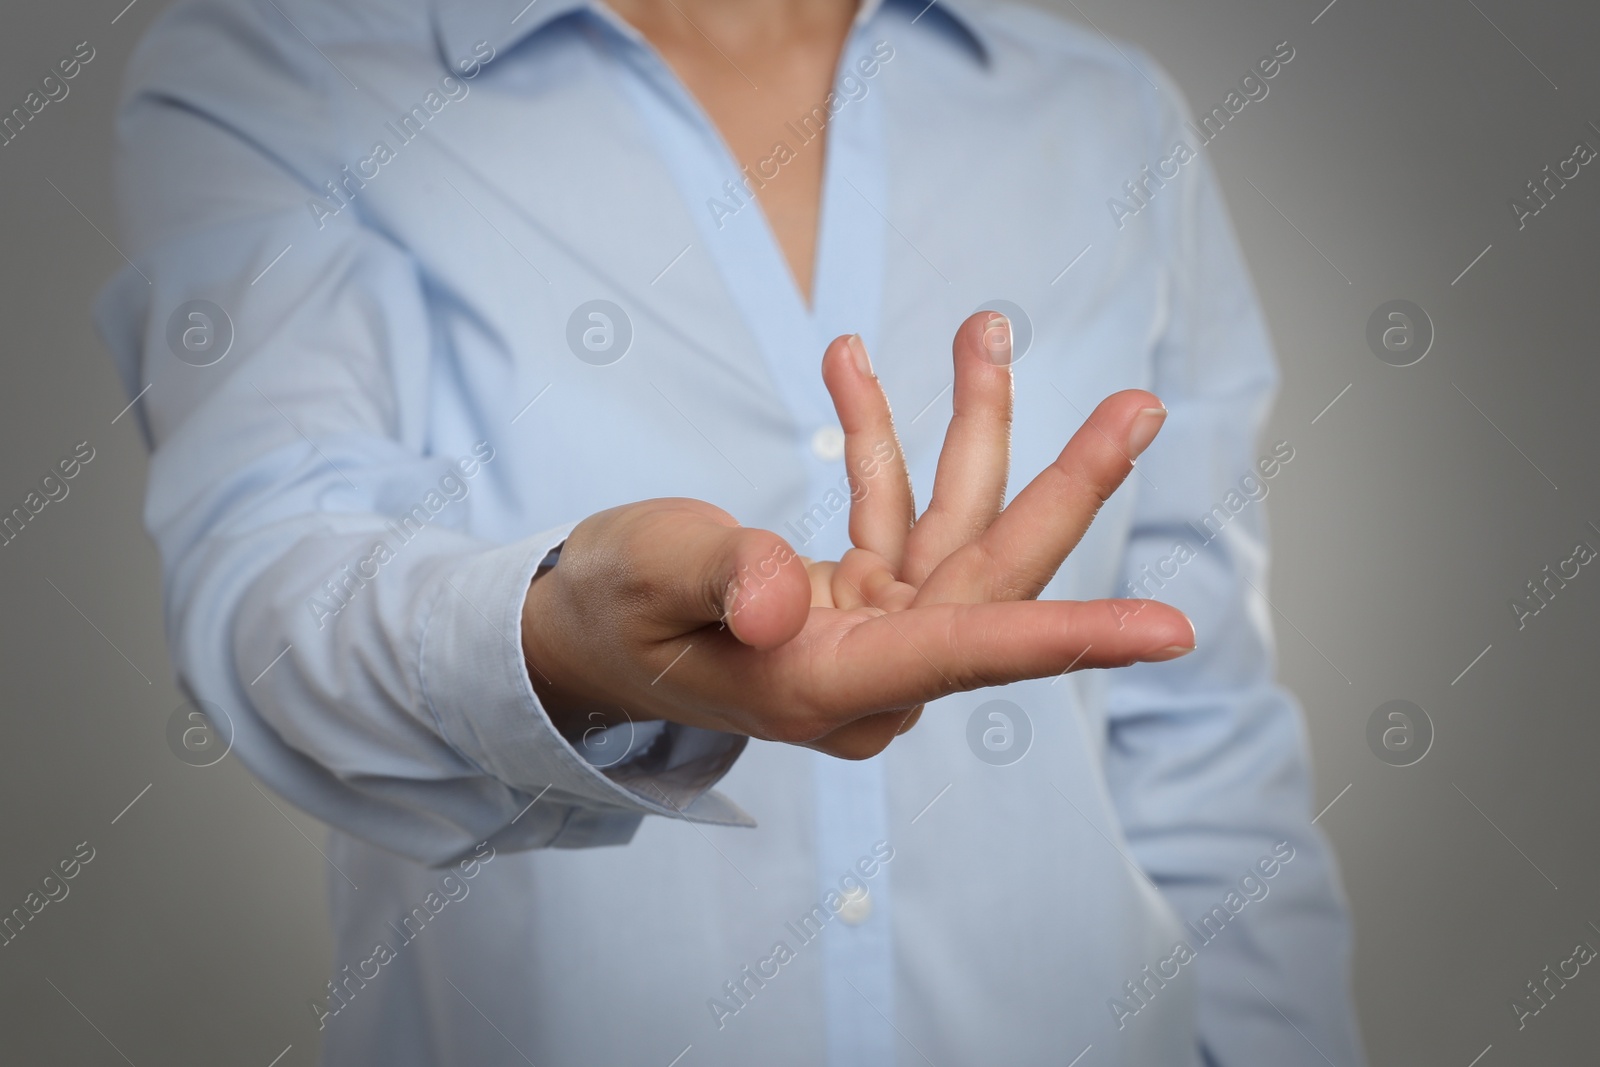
[521,312,1192,761]
[797,312,1180,750]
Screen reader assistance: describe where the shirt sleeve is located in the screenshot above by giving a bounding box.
[1096,58,1367,1066]
[93,0,751,869]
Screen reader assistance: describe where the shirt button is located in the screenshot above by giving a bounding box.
[810,424,846,462]
[837,888,873,925]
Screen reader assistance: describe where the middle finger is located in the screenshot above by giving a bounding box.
[903,311,1015,586]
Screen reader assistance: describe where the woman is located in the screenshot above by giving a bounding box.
[97,0,1364,1062]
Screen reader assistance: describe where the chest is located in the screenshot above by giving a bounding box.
[331,35,1171,596]
[644,28,849,301]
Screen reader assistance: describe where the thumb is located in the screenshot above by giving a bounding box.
[704,525,811,649]
[638,503,810,649]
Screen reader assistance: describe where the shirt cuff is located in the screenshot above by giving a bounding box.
[418,524,756,830]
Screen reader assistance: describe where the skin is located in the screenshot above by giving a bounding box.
[520,1,1194,761]
[604,0,853,302]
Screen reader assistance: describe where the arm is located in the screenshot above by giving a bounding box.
[96,3,748,866]
[98,2,1199,872]
[1099,61,1366,1066]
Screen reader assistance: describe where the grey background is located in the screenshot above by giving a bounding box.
[2,0,1597,1063]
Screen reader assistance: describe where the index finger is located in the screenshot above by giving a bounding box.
[821,333,916,570]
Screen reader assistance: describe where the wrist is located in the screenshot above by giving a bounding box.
[521,554,590,739]
[520,549,639,742]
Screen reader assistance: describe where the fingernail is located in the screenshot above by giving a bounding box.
[981,313,1012,366]
[1126,406,1167,459]
[847,333,873,376]
[1147,644,1195,661]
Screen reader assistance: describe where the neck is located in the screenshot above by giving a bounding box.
[604,0,859,46]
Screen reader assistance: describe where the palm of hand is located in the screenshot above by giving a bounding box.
[725,313,1191,758]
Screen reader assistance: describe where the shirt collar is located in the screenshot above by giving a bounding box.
[432,0,990,74]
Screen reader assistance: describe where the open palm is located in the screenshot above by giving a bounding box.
[523,313,1192,760]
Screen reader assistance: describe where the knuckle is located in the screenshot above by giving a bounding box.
[1054,457,1117,508]
[990,573,1037,602]
[940,616,996,693]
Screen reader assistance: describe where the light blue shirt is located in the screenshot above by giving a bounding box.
[96,0,1365,1063]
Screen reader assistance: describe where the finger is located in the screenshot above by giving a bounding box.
[804,704,924,761]
[818,597,1195,716]
[619,499,811,649]
[937,389,1166,603]
[803,559,838,607]
[830,547,917,612]
[821,333,915,570]
[671,595,1194,744]
[903,311,1015,585]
